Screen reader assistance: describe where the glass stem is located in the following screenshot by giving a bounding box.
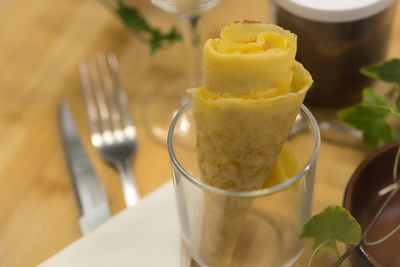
[179,15,202,105]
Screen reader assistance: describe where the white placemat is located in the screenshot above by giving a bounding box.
[40,181,180,267]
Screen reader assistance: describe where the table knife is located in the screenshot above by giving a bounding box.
[58,100,111,235]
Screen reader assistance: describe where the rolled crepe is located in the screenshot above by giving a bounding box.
[189,21,312,266]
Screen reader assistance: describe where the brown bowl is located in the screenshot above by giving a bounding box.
[343,141,400,267]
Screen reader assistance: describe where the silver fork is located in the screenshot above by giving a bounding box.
[78,52,140,207]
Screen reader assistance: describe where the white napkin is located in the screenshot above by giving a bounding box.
[40,181,180,267]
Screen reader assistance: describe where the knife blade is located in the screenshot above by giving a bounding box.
[58,100,111,235]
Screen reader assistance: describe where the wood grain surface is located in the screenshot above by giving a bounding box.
[0,0,399,266]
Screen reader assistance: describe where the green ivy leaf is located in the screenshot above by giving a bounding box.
[363,86,393,107]
[299,206,361,256]
[116,4,152,34]
[164,26,182,42]
[338,88,395,149]
[149,29,163,53]
[361,58,400,88]
[112,0,182,54]
[395,87,400,111]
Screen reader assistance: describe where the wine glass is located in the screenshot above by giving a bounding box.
[145,0,219,143]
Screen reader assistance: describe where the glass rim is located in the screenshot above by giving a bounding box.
[167,101,321,198]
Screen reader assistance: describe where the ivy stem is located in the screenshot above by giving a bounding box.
[308,239,331,267]
[393,146,400,182]
[364,224,400,246]
[333,145,400,267]
[361,181,400,238]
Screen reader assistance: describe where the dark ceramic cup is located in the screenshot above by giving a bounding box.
[343,141,400,267]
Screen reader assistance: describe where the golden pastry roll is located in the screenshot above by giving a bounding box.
[189,21,312,266]
[190,60,311,191]
[203,22,297,97]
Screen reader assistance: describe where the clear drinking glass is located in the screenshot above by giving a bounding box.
[167,103,321,267]
[146,0,219,142]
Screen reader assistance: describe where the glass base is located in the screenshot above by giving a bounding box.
[143,77,192,145]
[180,212,305,267]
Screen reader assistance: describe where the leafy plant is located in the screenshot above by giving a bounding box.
[101,0,182,54]
[299,206,361,266]
[301,58,400,266]
[301,145,400,266]
[339,59,400,150]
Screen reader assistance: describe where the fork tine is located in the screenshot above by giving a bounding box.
[106,52,134,128]
[78,61,101,138]
[96,53,122,132]
[87,58,112,134]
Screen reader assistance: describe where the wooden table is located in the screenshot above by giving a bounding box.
[0,0,399,266]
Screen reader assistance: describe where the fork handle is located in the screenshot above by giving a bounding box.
[116,160,140,207]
